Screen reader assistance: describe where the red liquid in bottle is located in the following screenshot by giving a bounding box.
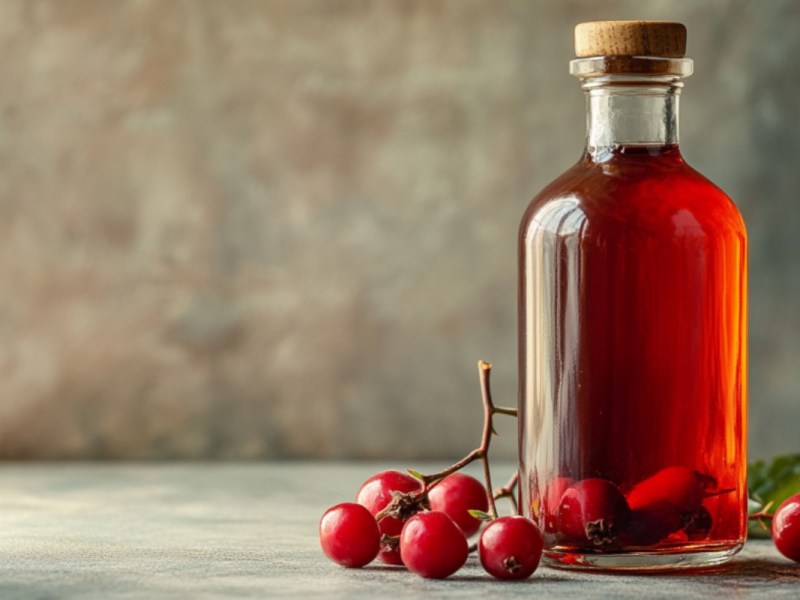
[518,146,747,564]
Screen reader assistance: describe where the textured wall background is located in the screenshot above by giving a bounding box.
[0,0,798,460]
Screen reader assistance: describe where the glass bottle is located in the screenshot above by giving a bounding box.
[518,22,747,570]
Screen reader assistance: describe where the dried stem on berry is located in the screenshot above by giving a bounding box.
[373,490,429,523]
[380,533,400,554]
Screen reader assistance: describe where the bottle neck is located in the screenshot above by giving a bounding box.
[582,76,683,157]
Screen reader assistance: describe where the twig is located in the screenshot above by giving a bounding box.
[493,471,520,515]
[748,500,775,523]
[478,361,499,518]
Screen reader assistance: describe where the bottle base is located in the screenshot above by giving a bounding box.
[543,542,744,572]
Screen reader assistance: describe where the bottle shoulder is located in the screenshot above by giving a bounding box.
[520,151,746,242]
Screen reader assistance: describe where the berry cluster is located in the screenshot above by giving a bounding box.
[319,469,543,579]
[318,361,544,580]
[542,465,723,549]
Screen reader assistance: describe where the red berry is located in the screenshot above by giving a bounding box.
[541,476,575,532]
[622,501,683,546]
[356,470,421,564]
[683,505,713,541]
[772,492,800,563]
[558,479,630,547]
[479,516,543,580]
[400,511,468,579]
[428,473,489,537]
[319,503,380,568]
[624,467,719,545]
[626,466,706,513]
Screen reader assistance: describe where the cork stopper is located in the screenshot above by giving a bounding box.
[575,21,687,58]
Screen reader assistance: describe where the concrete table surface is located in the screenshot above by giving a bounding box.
[0,463,797,599]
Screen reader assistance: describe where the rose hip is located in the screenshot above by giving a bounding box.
[772,492,800,563]
[479,516,543,580]
[428,472,489,537]
[558,478,630,547]
[622,501,683,546]
[356,470,421,564]
[541,476,575,533]
[623,466,719,545]
[684,505,713,541]
[319,503,380,568]
[400,511,468,579]
[626,466,707,513]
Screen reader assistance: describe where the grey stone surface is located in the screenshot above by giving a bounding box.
[0,1,798,460]
[0,463,797,599]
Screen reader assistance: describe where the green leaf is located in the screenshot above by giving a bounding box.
[747,453,800,539]
[407,469,426,482]
[748,454,800,510]
[468,509,494,522]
